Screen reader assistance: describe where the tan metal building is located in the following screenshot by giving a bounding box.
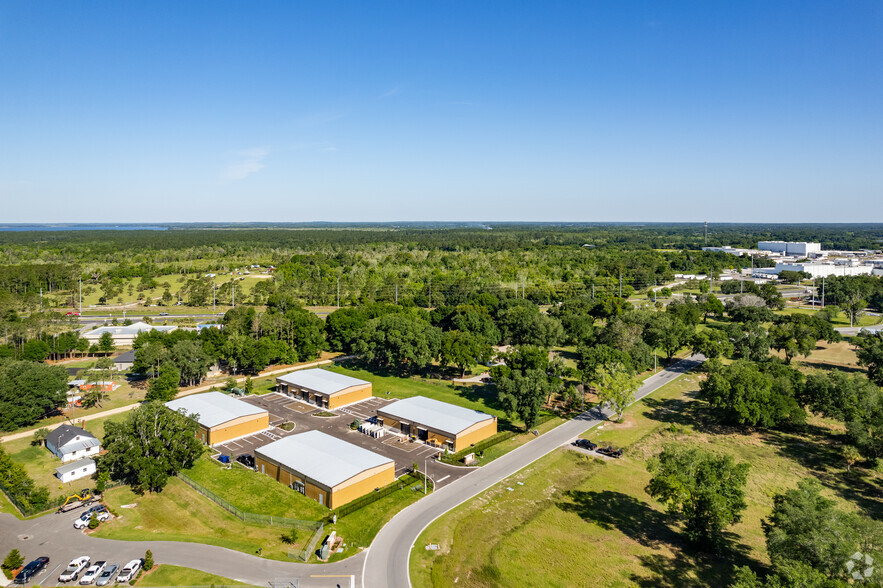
[166,392,270,446]
[377,396,497,453]
[254,430,395,509]
[275,369,372,409]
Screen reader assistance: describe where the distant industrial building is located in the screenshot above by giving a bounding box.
[377,396,497,453]
[254,431,395,509]
[165,392,270,445]
[757,241,822,257]
[702,246,767,257]
[84,321,177,346]
[754,261,876,279]
[276,369,372,409]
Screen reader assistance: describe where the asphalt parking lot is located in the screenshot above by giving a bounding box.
[230,393,468,486]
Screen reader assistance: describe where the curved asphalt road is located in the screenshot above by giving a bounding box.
[362,354,705,588]
[0,355,702,588]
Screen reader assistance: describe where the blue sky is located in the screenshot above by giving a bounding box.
[1,1,881,223]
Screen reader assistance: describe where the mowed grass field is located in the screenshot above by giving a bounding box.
[411,373,883,588]
[136,564,259,587]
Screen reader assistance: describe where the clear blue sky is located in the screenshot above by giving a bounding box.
[1,1,881,223]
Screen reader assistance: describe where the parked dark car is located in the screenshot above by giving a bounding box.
[236,454,255,468]
[596,446,623,458]
[572,439,598,451]
[14,557,49,585]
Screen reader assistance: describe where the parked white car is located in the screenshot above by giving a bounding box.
[115,559,142,583]
[58,556,90,583]
[79,561,106,585]
[73,510,110,529]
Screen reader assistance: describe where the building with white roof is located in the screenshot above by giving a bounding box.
[254,430,395,509]
[276,369,372,409]
[56,457,96,483]
[165,392,269,445]
[377,396,497,453]
[83,321,177,346]
[758,241,822,257]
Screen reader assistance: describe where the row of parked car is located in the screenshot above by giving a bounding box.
[59,556,143,585]
[12,555,141,586]
[572,438,624,458]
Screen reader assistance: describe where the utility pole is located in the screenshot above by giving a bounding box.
[811,278,815,309]
[592,284,595,300]
[212,280,216,314]
[232,283,235,308]
[79,279,82,314]
[424,458,427,494]
[822,276,825,308]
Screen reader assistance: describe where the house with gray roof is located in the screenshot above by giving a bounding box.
[46,424,101,463]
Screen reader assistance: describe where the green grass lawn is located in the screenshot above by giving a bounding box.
[97,467,435,563]
[3,411,127,500]
[136,564,259,587]
[411,373,883,588]
[182,456,330,521]
[778,306,883,327]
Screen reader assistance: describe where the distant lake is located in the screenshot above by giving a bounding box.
[0,224,168,231]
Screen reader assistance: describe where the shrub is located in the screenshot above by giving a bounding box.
[143,550,154,571]
[87,514,100,529]
[2,549,24,579]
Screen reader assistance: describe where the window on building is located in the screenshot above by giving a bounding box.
[293,481,305,494]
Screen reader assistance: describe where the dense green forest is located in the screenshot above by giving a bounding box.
[1,223,880,313]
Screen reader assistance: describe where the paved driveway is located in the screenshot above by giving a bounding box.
[0,511,360,587]
[362,354,705,588]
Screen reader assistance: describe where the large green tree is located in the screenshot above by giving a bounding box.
[145,365,180,402]
[698,359,805,428]
[646,445,749,551]
[169,340,213,386]
[763,478,883,582]
[101,401,203,492]
[0,361,68,431]
[491,345,559,429]
[855,332,883,386]
[439,330,492,377]
[592,362,640,421]
[355,313,442,374]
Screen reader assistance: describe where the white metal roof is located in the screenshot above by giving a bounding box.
[165,392,267,429]
[255,430,392,489]
[276,369,369,396]
[85,321,177,338]
[56,457,95,476]
[379,396,494,437]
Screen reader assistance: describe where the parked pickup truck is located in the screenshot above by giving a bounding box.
[59,556,90,583]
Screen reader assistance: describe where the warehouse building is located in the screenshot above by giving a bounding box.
[84,321,177,346]
[275,369,372,409]
[254,430,395,509]
[377,396,497,453]
[165,392,270,445]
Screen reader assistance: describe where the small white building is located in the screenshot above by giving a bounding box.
[46,424,101,463]
[55,457,96,483]
[84,321,177,346]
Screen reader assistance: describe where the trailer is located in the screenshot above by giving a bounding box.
[57,489,99,513]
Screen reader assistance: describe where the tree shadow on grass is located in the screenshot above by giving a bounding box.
[558,490,760,586]
[629,547,760,588]
[642,393,739,436]
[557,489,680,548]
[761,427,883,520]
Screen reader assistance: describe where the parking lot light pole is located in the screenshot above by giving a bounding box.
[424,458,427,494]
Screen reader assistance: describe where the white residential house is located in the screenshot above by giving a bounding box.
[45,424,101,463]
[55,458,96,483]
